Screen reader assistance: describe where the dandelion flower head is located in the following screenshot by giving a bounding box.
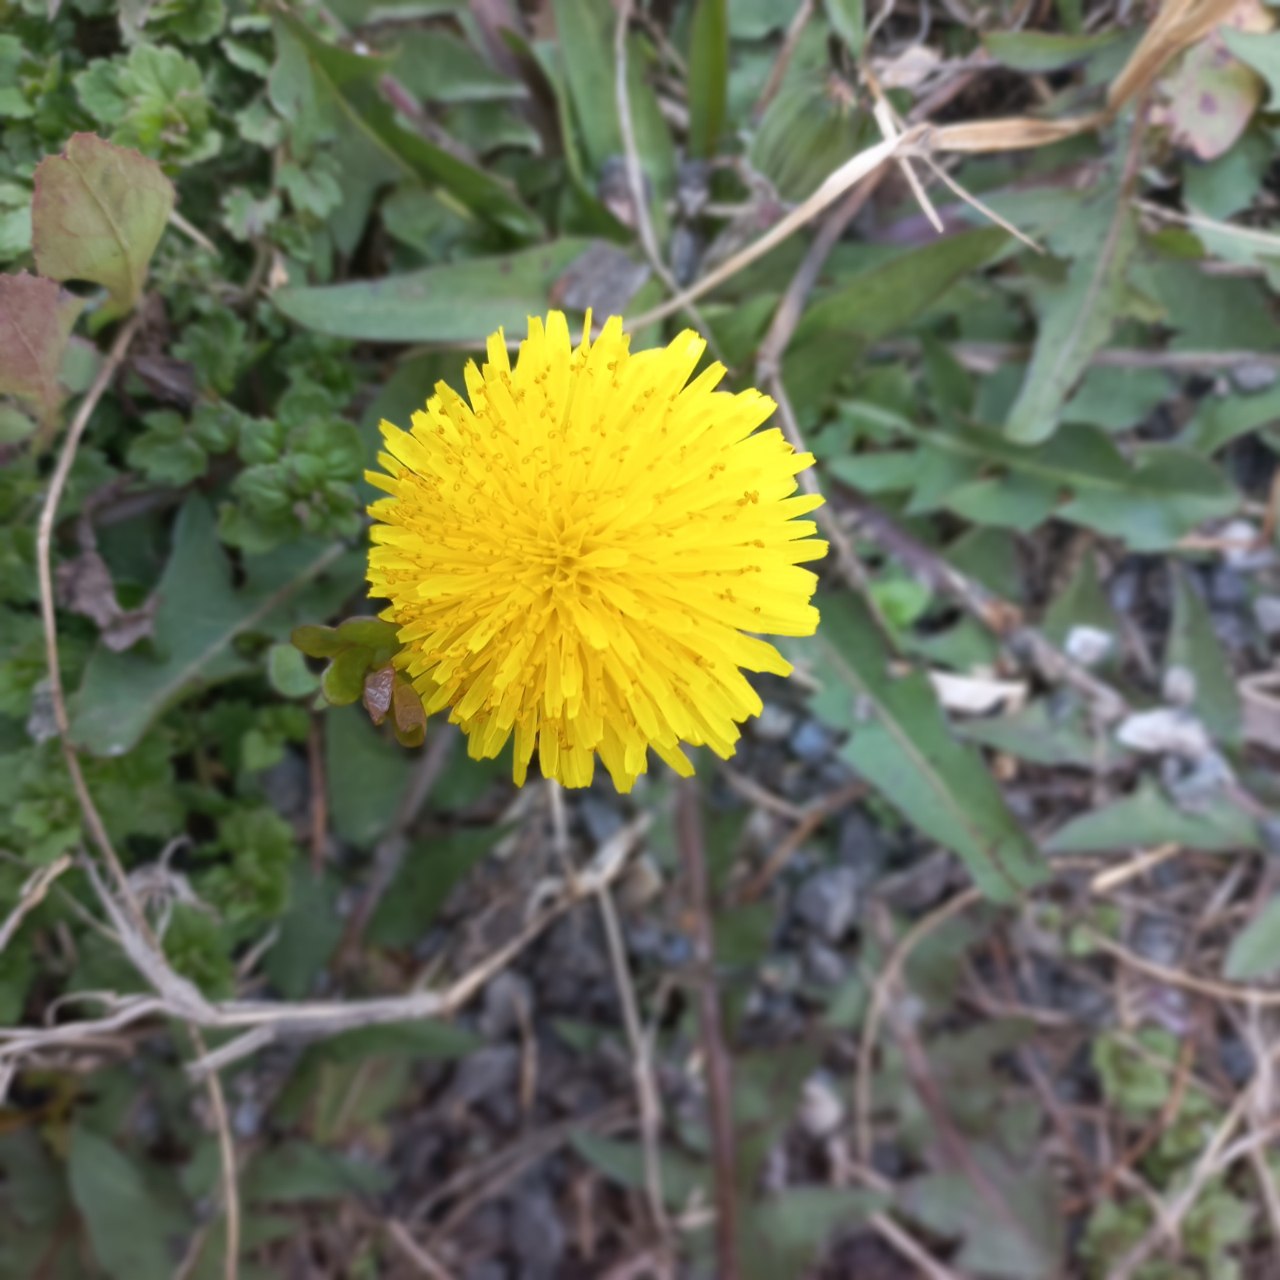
[366,311,828,792]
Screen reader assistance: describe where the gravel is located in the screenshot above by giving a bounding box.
[792,866,860,943]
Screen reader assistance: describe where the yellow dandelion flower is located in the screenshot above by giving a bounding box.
[366,311,828,792]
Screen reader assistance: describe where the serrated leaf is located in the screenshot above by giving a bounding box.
[790,228,1007,412]
[273,15,539,240]
[740,1187,887,1280]
[68,1127,180,1280]
[369,824,500,943]
[854,419,1237,551]
[325,704,412,848]
[902,1155,1063,1280]
[1005,194,1137,443]
[1223,893,1280,980]
[804,593,1046,902]
[274,239,595,342]
[1046,782,1258,854]
[1168,565,1241,745]
[572,1132,709,1210]
[71,497,354,756]
[32,134,174,320]
[0,272,83,429]
[958,701,1127,770]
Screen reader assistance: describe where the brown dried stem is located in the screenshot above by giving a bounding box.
[34,313,242,1280]
[675,776,739,1279]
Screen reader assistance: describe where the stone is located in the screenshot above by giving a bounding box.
[792,866,859,942]
[509,1185,566,1280]
[790,718,834,763]
[754,701,797,742]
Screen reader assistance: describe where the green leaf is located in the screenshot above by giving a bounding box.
[32,134,174,320]
[325,704,412,848]
[805,593,1046,902]
[0,36,34,119]
[321,644,371,706]
[790,228,1007,408]
[740,1187,888,1280]
[1180,382,1280,454]
[1168,565,1241,745]
[1224,894,1280,981]
[71,497,353,756]
[274,239,595,342]
[265,865,342,999]
[273,14,540,240]
[902,1157,1063,1279]
[958,701,1127,770]
[1047,782,1258,854]
[1221,28,1280,103]
[126,410,207,486]
[370,827,501,945]
[823,0,865,56]
[1042,551,1120,649]
[267,642,321,698]
[866,420,1236,552]
[391,29,524,104]
[242,1141,391,1205]
[572,1132,709,1210]
[688,0,728,158]
[983,29,1120,72]
[68,1127,180,1280]
[0,272,83,430]
[1005,196,1137,443]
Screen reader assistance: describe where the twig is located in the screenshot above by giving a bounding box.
[627,131,912,331]
[383,1220,457,1280]
[870,337,1280,372]
[0,817,650,1075]
[855,887,983,1164]
[674,776,739,1279]
[548,782,670,1241]
[1108,1075,1257,1280]
[168,209,218,255]
[308,715,327,873]
[34,312,242,1280]
[752,0,815,120]
[1085,930,1280,1007]
[1090,844,1182,895]
[36,313,146,912]
[335,725,458,968]
[598,882,673,1246]
[613,0,721,360]
[838,494,1128,720]
[736,780,866,904]
[0,854,73,952]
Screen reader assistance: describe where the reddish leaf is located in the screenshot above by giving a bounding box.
[33,133,174,319]
[0,272,83,428]
[362,664,395,725]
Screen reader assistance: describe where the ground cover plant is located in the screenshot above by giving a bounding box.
[3,0,1280,1276]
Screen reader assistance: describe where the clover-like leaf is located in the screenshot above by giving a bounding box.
[32,133,175,320]
[0,272,83,432]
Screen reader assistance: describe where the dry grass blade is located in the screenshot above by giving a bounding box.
[1107,0,1240,112]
